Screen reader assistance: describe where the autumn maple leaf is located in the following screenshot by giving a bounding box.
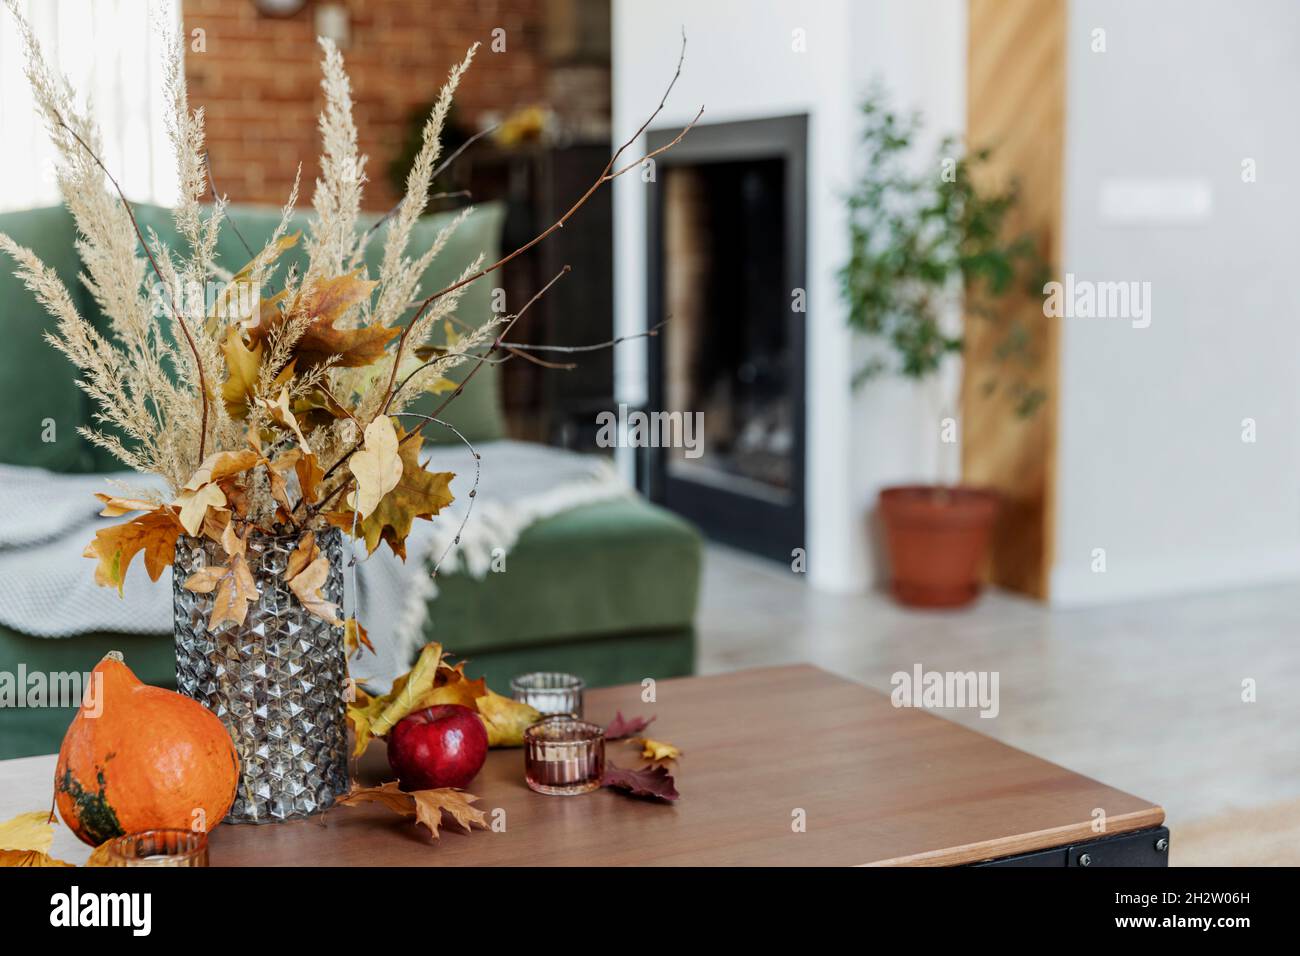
[336,781,489,840]
[84,507,184,595]
[182,522,260,628]
[604,711,656,740]
[251,272,399,368]
[602,763,680,802]
[328,427,454,559]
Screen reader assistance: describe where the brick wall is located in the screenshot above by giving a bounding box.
[183,0,546,209]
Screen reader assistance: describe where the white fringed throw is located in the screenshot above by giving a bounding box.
[0,441,630,689]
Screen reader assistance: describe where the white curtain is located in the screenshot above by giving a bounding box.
[0,0,180,212]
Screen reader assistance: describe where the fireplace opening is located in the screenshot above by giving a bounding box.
[643,115,806,561]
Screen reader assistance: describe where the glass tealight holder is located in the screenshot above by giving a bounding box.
[511,671,585,718]
[524,716,605,796]
[105,829,208,867]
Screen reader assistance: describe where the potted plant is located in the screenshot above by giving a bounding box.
[839,90,1046,608]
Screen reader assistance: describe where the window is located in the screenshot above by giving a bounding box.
[0,0,180,212]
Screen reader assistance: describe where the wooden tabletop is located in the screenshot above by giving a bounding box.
[0,665,1163,866]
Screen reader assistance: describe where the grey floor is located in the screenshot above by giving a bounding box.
[696,544,1300,830]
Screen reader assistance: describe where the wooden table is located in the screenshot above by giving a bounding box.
[0,665,1165,866]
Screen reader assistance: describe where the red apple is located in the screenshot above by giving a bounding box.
[387,704,489,790]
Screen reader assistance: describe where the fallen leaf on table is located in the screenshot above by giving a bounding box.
[85,842,114,867]
[476,690,542,748]
[0,810,75,867]
[0,810,55,853]
[633,736,682,763]
[337,781,488,840]
[604,711,656,740]
[349,644,487,754]
[347,415,403,518]
[0,849,75,867]
[602,763,680,802]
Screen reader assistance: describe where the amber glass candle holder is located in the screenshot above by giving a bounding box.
[105,829,208,867]
[511,671,585,718]
[524,716,605,796]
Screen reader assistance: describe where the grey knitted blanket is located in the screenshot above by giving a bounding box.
[0,441,629,688]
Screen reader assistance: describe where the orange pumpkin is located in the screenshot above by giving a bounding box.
[54,651,239,846]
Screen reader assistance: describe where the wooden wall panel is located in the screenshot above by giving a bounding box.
[962,0,1066,599]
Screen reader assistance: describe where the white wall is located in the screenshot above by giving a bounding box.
[1053,0,1300,604]
[611,0,966,592]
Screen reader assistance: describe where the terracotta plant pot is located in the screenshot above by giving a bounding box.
[878,485,1000,608]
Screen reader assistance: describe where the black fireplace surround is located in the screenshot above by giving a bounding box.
[640,114,807,562]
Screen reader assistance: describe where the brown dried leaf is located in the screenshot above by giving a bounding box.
[329,427,454,560]
[287,555,341,625]
[84,509,184,595]
[259,386,313,455]
[184,450,263,491]
[347,415,403,518]
[337,781,488,841]
[175,482,227,536]
[602,763,680,802]
[604,711,656,741]
[285,531,318,581]
[344,617,375,658]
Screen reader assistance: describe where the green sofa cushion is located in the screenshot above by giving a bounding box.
[0,495,701,759]
[0,206,101,473]
[0,623,694,760]
[425,497,702,654]
[0,200,507,476]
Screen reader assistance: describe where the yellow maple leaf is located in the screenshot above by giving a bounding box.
[0,810,54,854]
[476,690,542,748]
[633,737,682,763]
[329,427,454,560]
[84,509,184,595]
[348,415,403,518]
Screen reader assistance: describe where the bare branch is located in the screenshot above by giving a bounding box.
[205,150,254,259]
[501,318,668,354]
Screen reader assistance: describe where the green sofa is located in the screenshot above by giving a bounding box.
[0,201,699,759]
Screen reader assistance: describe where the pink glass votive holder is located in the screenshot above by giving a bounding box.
[104,829,208,867]
[524,715,605,796]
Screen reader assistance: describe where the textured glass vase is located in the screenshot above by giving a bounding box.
[173,527,350,824]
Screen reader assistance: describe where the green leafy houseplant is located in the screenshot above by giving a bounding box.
[840,90,1046,412]
[839,89,1048,608]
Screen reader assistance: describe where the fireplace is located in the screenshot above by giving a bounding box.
[641,115,807,562]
